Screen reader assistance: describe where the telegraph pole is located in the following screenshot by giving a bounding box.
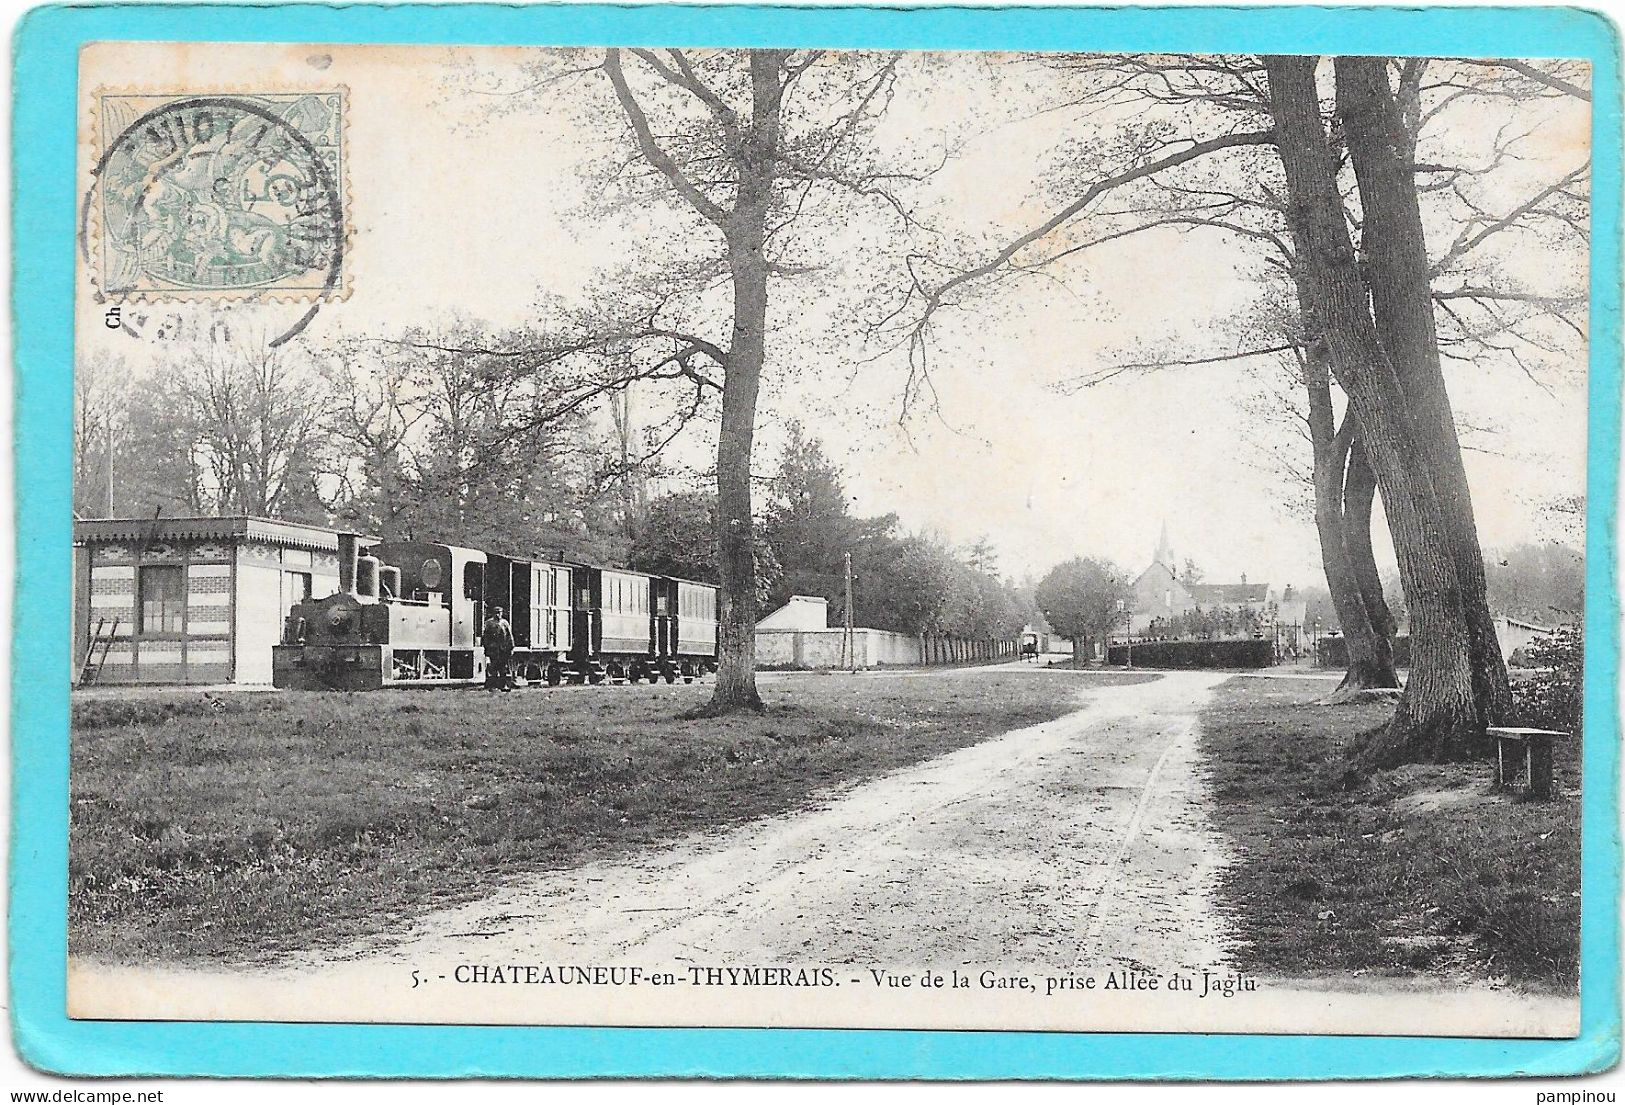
[105,416,115,517]
[843,551,856,672]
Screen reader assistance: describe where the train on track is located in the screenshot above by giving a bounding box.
[272,533,720,690]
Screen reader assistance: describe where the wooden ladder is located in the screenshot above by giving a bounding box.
[78,615,120,687]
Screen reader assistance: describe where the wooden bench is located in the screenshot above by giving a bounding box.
[1488,727,1570,800]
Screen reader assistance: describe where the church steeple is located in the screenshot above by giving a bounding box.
[1154,521,1174,574]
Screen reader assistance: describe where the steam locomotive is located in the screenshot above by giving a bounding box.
[271,533,720,690]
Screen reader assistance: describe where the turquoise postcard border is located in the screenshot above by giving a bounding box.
[11,2,1622,1079]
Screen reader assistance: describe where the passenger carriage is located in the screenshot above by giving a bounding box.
[272,532,720,690]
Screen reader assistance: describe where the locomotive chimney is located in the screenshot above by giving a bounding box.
[338,532,359,595]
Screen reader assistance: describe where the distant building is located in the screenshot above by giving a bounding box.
[1274,585,1309,654]
[1019,617,1072,657]
[757,594,833,631]
[1113,523,1296,649]
[74,515,346,686]
[754,595,1021,669]
[755,594,919,668]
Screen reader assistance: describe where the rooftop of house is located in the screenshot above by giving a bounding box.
[1498,613,1556,632]
[1188,581,1271,605]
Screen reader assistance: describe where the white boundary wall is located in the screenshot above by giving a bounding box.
[757,628,920,669]
[757,628,1018,669]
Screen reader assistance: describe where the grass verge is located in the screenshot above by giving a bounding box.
[71,671,1113,964]
[1201,676,1580,991]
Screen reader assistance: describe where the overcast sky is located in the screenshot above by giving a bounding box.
[78,43,1591,589]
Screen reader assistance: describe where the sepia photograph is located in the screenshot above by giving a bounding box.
[64,39,1592,1039]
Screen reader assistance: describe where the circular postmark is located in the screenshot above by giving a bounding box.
[83,93,345,340]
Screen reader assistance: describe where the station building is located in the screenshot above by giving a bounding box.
[73,515,345,686]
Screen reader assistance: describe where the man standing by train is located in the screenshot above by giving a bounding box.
[483,605,515,692]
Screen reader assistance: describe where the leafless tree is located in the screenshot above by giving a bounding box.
[887,51,1588,762]
[440,48,930,711]
[177,337,331,519]
[73,352,131,518]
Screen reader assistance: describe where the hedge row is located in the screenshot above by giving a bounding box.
[1315,635,1412,668]
[1105,638,1274,669]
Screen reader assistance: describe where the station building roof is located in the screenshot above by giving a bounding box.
[73,514,352,552]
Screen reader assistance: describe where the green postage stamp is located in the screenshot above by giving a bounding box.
[87,90,347,299]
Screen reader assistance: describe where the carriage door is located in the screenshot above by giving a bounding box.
[573,576,597,660]
[539,565,559,653]
[654,584,673,657]
[464,561,483,646]
[549,566,571,652]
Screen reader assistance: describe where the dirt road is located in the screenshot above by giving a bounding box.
[293,669,1233,973]
[69,668,1579,1035]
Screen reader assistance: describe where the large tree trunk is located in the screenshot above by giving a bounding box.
[1315,421,1399,698]
[1265,55,1482,765]
[704,50,786,714]
[1298,336,1398,700]
[1334,56,1512,734]
[708,265,765,712]
[1342,433,1399,648]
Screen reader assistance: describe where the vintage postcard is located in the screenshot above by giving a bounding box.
[14,3,1619,1080]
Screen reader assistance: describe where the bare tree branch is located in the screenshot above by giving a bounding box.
[604,49,729,228]
[914,129,1276,323]
[1456,58,1592,102]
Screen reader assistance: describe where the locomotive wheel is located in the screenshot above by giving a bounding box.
[646,669,660,685]
[664,669,677,684]
[545,664,562,687]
